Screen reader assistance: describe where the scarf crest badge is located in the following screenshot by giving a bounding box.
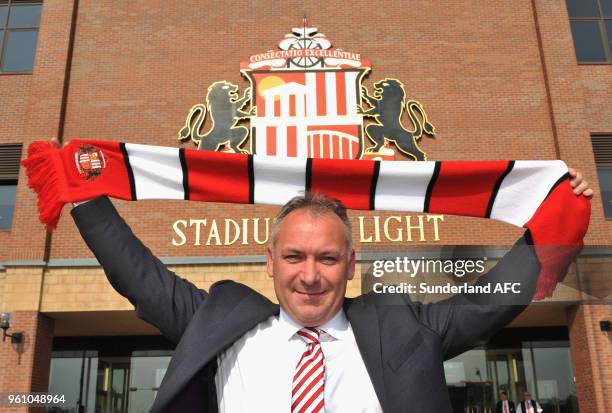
[74,144,107,180]
[176,19,437,162]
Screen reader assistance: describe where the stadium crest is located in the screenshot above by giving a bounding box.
[179,22,436,161]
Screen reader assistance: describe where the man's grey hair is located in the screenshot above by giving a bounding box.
[270,192,353,253]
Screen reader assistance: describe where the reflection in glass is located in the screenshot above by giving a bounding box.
[49,351,173,413]
[570,20,607,62]
[0,184,17,229]
[129,355,171,412]
[94,357,131,413]
[7,4,41,28]
[566,0,601,18]
[532,347,579,413]
[603,0,612,17]
[444,345,578,413]
[48,357,83,413]
[2,30,37,72]
[0,6,7,27]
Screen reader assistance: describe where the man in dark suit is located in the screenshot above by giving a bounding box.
[71,178,591,412]
[516,391,543,413]
[496,391,516,413]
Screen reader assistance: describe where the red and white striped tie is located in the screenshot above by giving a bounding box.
[291,327,325,413]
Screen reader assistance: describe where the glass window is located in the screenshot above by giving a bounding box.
[566,0,612,63]
[532,347,579,413]
[0,183,17,229]
[603,0,612,17]
[607,20,612,52]
[7,3,41,27]
[48,357,84,412]
[445,344,578,413]
[567,0,600,17]
[129,355,171,412]
[1,29,37,72]
[570,20,607,61]
[591,135,612,218]
[0,1,41,73]
[0,144,22,230]
[49,350,172,413]
[0,5,7,27]
[596,167,612,217]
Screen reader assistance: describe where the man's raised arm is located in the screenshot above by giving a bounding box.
[71,197,207,344]
[416,169,592,359]
[414,232,539,360]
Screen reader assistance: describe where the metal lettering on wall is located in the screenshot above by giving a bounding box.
[171,215,444,247]
[178,21,437,161]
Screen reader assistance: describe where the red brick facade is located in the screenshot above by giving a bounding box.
[0,0,610,411]
[568,304,612,413]
[0,312,54,413]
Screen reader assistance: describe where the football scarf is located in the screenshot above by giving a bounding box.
[22,139,591,299]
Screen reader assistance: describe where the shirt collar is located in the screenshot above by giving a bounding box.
[278,307,350,341]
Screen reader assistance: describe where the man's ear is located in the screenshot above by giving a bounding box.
[347,249,356,281]
[266,245,274,278]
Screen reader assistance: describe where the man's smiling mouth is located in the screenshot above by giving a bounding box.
[295,290,327,296]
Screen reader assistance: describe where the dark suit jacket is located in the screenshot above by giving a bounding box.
[496,400,516,413]
[72,197,541,413]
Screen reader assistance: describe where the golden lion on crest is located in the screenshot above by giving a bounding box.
[178,81,254,153]
[360,78,435,161]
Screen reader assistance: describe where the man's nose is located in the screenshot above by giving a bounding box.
[300,257,320,285]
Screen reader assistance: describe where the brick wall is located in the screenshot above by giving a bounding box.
[0,0,77,262]
[0,1,610,410]
[0,311,54,413]
[532,0,612,244]
[567,304,612,412]
[0,0,606,264]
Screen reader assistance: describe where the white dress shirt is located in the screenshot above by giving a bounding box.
[215,308,383,412]
[516,400,543,413]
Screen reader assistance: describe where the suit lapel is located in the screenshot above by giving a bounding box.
[151,289,279,413]
[345,297,387,412]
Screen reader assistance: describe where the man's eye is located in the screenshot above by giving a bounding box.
[320,256,338,264]
[284,255,301,262]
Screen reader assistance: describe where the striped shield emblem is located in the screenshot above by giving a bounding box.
[244,69,368,159]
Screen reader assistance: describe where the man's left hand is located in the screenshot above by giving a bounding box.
[569,168,594,199]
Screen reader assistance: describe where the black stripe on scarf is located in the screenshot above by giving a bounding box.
[369,160,380,210]
[485,160,515,218]
[179,148,189,200]
[119,143,136,201]
[423,161,441,213]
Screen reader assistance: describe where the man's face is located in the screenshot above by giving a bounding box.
[267,209,355,327]
[524,392,531,400]
[500,393,508,401]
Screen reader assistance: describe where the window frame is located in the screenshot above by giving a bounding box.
[567,0,612,64]
[0,0,43,75]
[590,134,612,220]
[0,144,23,230]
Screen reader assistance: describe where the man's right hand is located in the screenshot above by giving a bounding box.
[49,137,62,148]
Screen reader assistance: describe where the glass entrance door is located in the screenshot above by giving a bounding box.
[95,358,130,413]
[49,348,173,413]
[444,346,578,413]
